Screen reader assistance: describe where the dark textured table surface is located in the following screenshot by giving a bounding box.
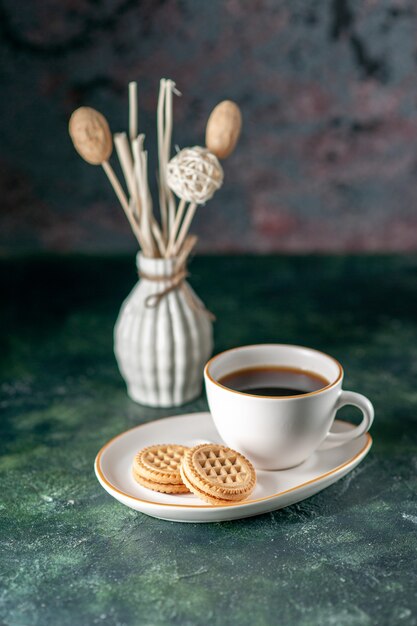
[1,255,417,626]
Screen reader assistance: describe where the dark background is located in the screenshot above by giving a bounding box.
[1,0,417,254]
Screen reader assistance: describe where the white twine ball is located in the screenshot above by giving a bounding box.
[166,146,224,205]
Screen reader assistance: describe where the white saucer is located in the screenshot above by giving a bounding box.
[95,412,372,523]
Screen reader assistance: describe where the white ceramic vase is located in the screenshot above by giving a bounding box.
[114,253,213,407]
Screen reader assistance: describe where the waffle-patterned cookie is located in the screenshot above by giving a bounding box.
[180,444,256,505]
[132,444,190,494]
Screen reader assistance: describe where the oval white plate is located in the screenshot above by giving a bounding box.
[95,412,372,523]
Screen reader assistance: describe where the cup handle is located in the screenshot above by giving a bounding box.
[318,390,374,451]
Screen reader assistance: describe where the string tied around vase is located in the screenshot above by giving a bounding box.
[139,268,215,321]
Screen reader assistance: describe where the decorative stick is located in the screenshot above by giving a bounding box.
[102,163,145,248]
[102,161,147,250]
[164,80,177,233]
[157,79,168,240]
[115,131,166,256]
[166,198,187,256]
[173,202,197,255]
[132,137,154,256]
[125,197,148,251]
[114,132,140,217]
[129,82,138,142]
[176,234,198,269]
[101,161,129,213]
[132,138,149,254]
[141,150,156,256]
[151,219,167,257]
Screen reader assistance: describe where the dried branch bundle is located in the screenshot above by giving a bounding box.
[69,81,242,265]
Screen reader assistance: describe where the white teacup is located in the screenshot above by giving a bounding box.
[204,344,374,470]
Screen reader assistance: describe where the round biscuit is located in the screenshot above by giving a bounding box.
[180,465,240,505]
[132,467,189,494]
[181,444,256,502]
[133,444,189,484]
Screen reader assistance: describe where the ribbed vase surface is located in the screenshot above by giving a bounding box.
[114,253,213,407]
